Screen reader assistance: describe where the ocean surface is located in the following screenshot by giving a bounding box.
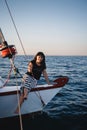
[0,55,87,130]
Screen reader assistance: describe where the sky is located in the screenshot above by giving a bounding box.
[0,0,87,56]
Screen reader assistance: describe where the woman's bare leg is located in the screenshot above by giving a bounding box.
[23,88,28,99]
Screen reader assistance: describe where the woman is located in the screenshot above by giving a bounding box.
[15,52,50,113]
[28,52,50,84]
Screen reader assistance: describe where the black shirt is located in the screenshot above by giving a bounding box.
[31,60,46,80]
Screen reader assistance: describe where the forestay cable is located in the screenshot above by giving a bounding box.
[4,0,27,59]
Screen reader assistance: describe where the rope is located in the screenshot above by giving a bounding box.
[35,91,45,106]
[1,65,12,88]
[13,71,23,130]
[4,1,24,130]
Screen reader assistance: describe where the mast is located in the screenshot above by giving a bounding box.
[0,28,5,44]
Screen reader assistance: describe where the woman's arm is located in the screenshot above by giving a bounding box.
[42,69,50,84]
[28,62,33,73]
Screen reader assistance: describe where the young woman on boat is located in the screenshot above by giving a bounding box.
[15,52,50,113]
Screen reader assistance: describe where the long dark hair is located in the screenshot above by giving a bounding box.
[33,52,45,64]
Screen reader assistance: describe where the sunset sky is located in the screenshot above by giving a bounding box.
[0,0,87,56]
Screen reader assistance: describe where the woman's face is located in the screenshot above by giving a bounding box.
[36,55,43,63]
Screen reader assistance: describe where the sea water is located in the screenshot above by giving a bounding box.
[0,55,87,130]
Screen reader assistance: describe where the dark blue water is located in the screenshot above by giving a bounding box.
[0,56,87,130]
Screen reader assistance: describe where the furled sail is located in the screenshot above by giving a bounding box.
[0,28,5,44]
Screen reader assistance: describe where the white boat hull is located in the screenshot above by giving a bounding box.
[0,85,62,118]
[0,76,69,119]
